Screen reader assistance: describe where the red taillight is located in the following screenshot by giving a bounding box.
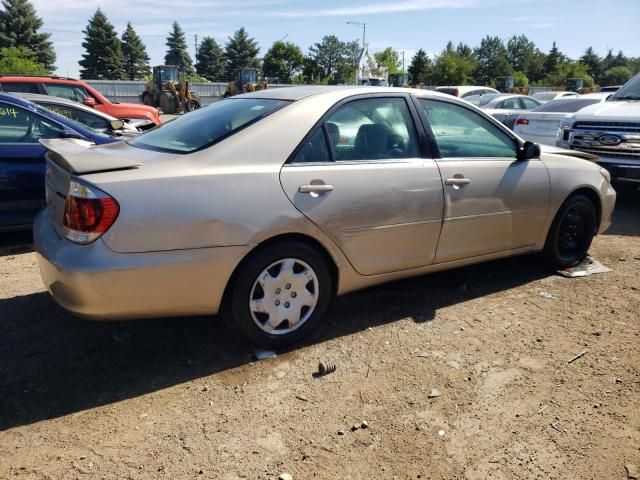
[63,180,119,244]
[515,118,529,126]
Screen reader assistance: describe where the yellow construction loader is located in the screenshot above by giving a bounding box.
[141,65,201,114]
[223,68,267,97]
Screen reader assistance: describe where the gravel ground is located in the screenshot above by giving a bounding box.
[0,190,638,480]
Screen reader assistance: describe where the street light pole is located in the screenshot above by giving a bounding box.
[346,21,366,47]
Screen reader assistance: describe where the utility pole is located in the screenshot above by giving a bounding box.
[194,34,199,57]
[402,51,405,72]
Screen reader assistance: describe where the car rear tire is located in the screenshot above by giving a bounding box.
[223,241,333,348]
[543,194,597,268]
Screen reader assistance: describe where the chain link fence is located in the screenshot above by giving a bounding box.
[86,80,293,106]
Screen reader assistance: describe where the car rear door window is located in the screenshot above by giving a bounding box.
[0,82,40,94]
[0,102,65,143]
[500,98,522,109]
[324,97,420,161]
[520,98,540,109]
[44,84,88,102]
[418,99,516,159]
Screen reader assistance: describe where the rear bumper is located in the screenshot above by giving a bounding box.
[33,209,250,320]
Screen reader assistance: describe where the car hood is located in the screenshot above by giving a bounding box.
[572,100,640,122]
[538,143,599,162]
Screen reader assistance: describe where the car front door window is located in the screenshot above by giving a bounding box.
[418,99,516,158]
[324,97,420,161]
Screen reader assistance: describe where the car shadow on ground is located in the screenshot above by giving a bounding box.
[0,252,553,431]
[0,230,33,257]
[605,186,640,237]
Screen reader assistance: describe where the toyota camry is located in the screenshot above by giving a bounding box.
[34,86,616,347]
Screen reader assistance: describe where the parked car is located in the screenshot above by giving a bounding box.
[532,91,579,103]
[0,93,120,232]
[13,93,146,137]
[599,85,621,92]
[34,86,615,348]
[478,94,542,128]
[557,72,640,184]
[434,86,499,98]
[0,75,161,128]
[513,96,609,145]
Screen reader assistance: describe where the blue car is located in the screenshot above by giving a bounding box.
[0,93,120,232]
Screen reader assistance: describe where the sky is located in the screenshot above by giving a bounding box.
[30,0,640,78]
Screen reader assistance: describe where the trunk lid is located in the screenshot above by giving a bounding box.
[41,139,142,174]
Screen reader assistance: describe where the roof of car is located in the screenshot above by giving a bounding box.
[236,85,450,102]
[0,91,39,110]
[0,75,83,84]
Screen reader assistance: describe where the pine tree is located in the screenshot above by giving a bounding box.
[580,47,602,83]
[0,0,55,71]
[474,36,511,85]
[408,49,431,85]
[224,27,260,72]
[164,21,193,75]
[121,22,150,80]
[195,36,225,81]
[79,9,125,79]
[544,41,562,74]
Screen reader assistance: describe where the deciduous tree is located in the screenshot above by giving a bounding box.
[0,0,55,71]
[262,41,304,83]
[0,45,47,74]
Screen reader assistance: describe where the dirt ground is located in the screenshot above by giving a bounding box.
[1,190,639,480]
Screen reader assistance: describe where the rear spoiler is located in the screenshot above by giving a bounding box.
[41,138,142,174]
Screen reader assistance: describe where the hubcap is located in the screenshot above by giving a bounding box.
[249,258,319,335]
[558,206,586,256]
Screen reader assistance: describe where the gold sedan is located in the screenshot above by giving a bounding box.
[34,86,616,347]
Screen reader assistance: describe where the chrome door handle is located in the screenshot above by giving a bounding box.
[445,178,471,186]
[298,184,334,193]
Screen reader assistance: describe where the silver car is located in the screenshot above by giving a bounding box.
[34,86,616,347]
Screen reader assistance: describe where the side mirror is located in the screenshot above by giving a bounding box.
[517,141,541,161]
[83,97,96,107]
[109,119,125,130]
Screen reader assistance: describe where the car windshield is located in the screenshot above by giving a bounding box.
[129,98,290,154]
[533,98,600,113]
[610,73,640,101]
[533,92,557,101]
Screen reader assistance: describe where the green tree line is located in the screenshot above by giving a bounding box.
[1,0,639,87]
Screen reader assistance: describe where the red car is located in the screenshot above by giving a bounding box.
[0,75,161,127]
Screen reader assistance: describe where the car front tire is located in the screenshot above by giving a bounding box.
[223,241,333,348]
[543,194,597,268]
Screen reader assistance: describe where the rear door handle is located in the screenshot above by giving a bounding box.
[444,178,471,186]
[298,184,334,193]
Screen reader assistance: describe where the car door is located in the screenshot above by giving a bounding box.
[0,102,66,229]
[280,95,444,276]
[415,97,550,264]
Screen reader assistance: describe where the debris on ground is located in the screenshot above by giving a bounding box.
[317,361,336,376]
[279,473,293,480]
[428,388,441,399]
[557,256,612,278]
[295,394,309,402]
[539,291,555,299]
[568,349,588,364]
[626,463,638,480]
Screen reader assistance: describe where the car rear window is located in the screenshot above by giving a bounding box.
[533,99,599,113]
[129,98,290,154]
[435,87,458,96]
[1,82,39,94]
